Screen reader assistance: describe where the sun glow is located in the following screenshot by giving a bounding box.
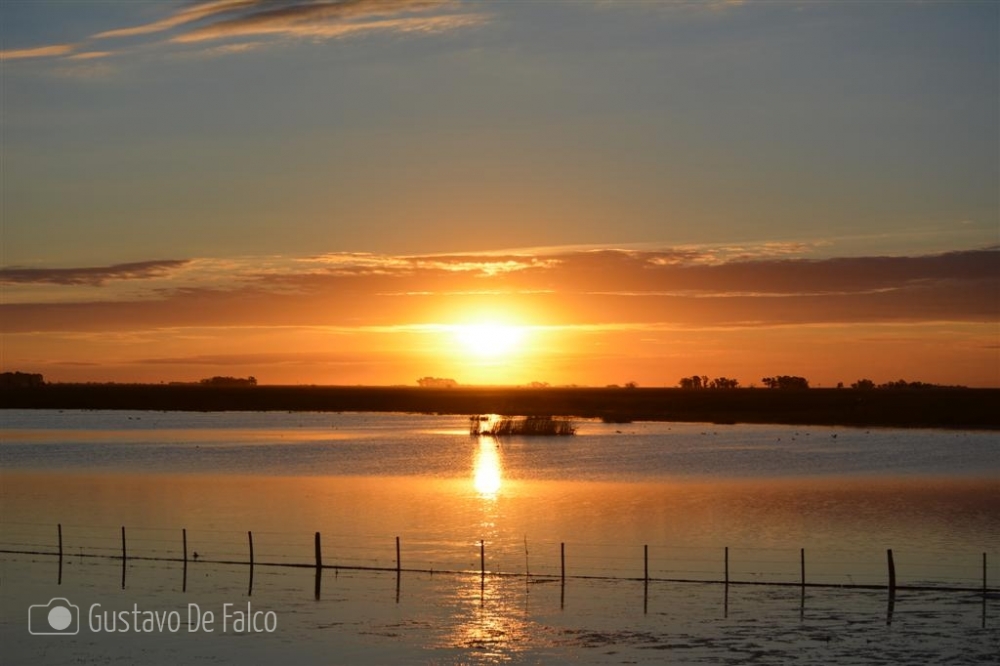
[453,323,526,357]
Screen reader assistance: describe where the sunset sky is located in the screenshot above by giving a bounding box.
[1,0,997,387]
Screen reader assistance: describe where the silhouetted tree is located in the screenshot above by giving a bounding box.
[678,375,703,389]
[761,375,809,389]
[417,377,458,388]
[851,378,875,390]
[0,372,44,388]
[199,376,256,387]
[709,377,739,389]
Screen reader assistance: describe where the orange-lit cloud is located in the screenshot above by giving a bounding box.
[0,44,75,60]
[2,246,996,387]
[2,0,486,66]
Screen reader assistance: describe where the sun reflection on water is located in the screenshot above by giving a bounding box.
[473,439,503,498]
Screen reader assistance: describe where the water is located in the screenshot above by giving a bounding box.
[1,410,998,664]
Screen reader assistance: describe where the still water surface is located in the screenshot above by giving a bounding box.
[1,410,998,664]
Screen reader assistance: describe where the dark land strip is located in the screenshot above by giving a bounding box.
[2,385,997,429]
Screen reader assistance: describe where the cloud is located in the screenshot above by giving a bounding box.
[66,51,116,60]
[0,44,75,60]
[3,0,487,67]
[0,260,190,286]
[92,0,261,39]
[1,247,996,335]
[169,6,487,44]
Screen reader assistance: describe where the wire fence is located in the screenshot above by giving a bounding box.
[1,520,994,626]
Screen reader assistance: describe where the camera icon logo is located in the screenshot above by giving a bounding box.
[28,598,80,635]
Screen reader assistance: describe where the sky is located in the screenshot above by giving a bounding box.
[1,0,998,387]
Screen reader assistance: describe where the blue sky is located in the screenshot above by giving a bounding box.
[3,0,996,264]
[1,1,997,386]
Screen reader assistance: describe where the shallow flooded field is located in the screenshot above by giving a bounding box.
[1,411,998,663]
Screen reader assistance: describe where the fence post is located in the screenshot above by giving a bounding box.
[396,536,401,574]
[887,548,896,593]
[248,531,254,597]
[983,552,988,597]
[723,546,729,619]
[886,548,896,626]
[560,542,566,610]
[643,544,649,615]
[983,552,988,630]
[799,547,805,620]
[314,532,322,600]
[57,524,63,585]
[182,528,188,593]
[120,526,127,590]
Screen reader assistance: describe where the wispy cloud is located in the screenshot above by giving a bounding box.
[92,0,259,39]
[0,260,190,286]
[0,44,75,60]
[169,1,485,44]
[2,0,487,65]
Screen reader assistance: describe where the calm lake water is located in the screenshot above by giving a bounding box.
[1,410,998,664]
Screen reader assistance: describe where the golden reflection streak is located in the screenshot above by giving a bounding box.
[473,438,503,498]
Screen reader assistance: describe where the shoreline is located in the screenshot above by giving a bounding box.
[2,385,998,430]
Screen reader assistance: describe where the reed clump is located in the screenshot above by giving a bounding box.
[470,415,576,437]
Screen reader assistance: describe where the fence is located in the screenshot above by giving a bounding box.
[1,521,993,627]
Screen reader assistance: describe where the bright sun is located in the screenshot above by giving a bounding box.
[453,323,526,357]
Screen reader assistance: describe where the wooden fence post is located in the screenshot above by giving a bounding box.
[983,552,988,629]
[57,524,63,585]
[182,528,188,593]
[395,536,401,604]
[120,526,127,590]
[643,544,649,615]
[886,548,896,625]
[314,532,322,600]
[560,542,566,610]
[799,547,805,620]
[248,531,254,597]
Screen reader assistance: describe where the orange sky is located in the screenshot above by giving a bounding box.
[2,246,997,387]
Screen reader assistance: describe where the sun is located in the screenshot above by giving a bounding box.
[453,323,526,357]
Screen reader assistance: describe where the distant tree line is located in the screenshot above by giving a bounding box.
[199,376,257,387]
[848,378,967,390]
[678,375,740,389]
[0,371,45,388]
[417,377,458,388]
